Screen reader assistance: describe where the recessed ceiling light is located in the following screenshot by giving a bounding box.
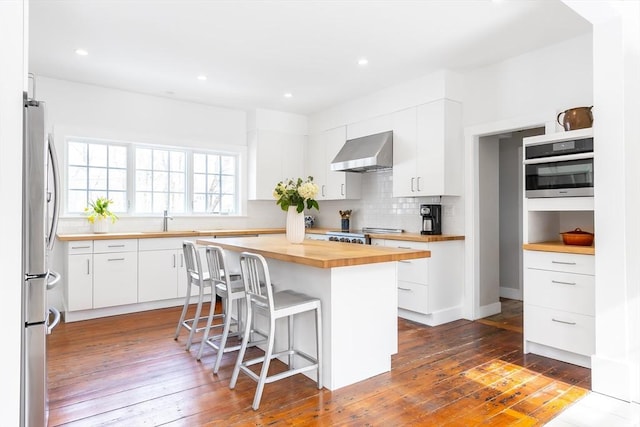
[75,48,88,56]
[197,75,207,81]
[358,58,369,66]
[284,93,293,98]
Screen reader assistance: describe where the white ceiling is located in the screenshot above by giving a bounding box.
[29,0,591,116]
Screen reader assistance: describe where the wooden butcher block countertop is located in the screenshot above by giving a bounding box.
[57,228,285,241]
[523,241,595,255]
[196,235,430,269]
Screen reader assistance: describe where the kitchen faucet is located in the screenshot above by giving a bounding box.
[163,210,173,232]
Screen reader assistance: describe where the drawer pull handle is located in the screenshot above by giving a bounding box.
[552,318,576,326]
[551,280,576,286]
[398,287,412,291]
[551,261,576,265]
[71,245,91,249]
[107,244,126,248]
[107,257,125,262]
[398,246,411,249]
[398,260,411,264]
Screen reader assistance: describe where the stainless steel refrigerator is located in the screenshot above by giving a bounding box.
[21,92,61,426]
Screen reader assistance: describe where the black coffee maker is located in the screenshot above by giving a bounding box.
[420,204,442,235]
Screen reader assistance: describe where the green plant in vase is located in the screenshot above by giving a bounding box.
[84,196,118,224]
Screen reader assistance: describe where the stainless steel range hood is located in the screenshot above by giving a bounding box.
[330,130,393,172]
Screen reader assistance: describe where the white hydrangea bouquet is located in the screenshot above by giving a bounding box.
[273,176,320,213]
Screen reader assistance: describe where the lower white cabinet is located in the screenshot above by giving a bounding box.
[66,241,94,311]
[93,239,138,309]
[384,239,464,326]
[65,237,210,321]
[523,250,595,367]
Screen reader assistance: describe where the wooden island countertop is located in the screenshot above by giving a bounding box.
[196,235,430,269]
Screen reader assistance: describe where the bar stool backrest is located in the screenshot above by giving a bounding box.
[239,252,273,312]
[183,241,205,288]
[205,245,230,288]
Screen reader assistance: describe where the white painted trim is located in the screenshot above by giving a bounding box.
[476,301,502,319]
[463,113,555,320]
[398,305,464,327]
[526,341,591,369]
[499,287,522,301]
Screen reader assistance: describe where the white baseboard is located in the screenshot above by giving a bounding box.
[476,301,502,319]
[525,341,591,368]
[398,305,463,327]
[499,286,522,301]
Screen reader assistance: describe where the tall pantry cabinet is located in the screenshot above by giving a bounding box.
[522,129,595,369]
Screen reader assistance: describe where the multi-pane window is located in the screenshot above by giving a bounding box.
[135,147,186,213]
[65,138,239,216]
[66,140,127,213]
[193,152,237,214]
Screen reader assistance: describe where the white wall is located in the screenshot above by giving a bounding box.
[0,1,25,424]
[463,34,593,129]
[38,77,288,233]
[478,136,500,309]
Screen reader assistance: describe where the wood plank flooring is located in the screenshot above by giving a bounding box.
[47,299,590,426]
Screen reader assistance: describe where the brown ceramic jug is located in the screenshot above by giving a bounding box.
[557,106,593,131]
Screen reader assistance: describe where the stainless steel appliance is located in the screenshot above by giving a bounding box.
[330,130,393,172]
[22,92,61,427]
[524,136,594,198]
[420,204,442,235]
[306,227,403,244]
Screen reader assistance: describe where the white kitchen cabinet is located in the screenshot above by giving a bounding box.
[66,241,94,312]
[92,239,138,309]
[248,129,305,200]
[306,126,361,200]
[384,239,464,326]
[392,99,463,197]
[138,237,185,302]
[523,250,595,367]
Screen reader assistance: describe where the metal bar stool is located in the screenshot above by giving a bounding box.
[174,241,215,351]
[196,245,246,374]
[229,252,322,410]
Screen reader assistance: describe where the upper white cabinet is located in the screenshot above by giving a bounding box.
[248,129,305,200]
[392,99,463,197]
[306,126,361,200]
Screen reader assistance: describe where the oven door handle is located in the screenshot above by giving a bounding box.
[523,152,593,165]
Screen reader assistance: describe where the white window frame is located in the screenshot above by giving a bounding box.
[63,136,243,217]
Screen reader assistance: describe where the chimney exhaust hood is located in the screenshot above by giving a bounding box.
[330,130,393,172]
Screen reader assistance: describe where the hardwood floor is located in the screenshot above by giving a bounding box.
[47,299,590,426]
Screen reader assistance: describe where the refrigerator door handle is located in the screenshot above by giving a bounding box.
[47,134,60,251]
[46,270,61,291]
[47,307,60,334]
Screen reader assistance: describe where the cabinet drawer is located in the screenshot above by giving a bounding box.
[397,257,429,285]
[94,239,138,253]
[524,304,594,356]
[68,241,93,255]
[524,268,594,315]
[397,281,429,314]
[138,237,189,251]
[524,250,594,275]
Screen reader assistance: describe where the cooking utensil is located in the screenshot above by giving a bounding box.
[557,106,593,131]
[560,228,594,246]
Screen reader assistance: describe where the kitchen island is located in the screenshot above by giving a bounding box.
[196,235,430,390]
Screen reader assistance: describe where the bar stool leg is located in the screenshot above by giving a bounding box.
[212,293,232,373]
[174,280,192,340]
[196,288,219,361]
[315,305,323,389]
[230,307,253,389]
[288,314,294,369]
[253,316,276,411]
[186,286,205,351]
